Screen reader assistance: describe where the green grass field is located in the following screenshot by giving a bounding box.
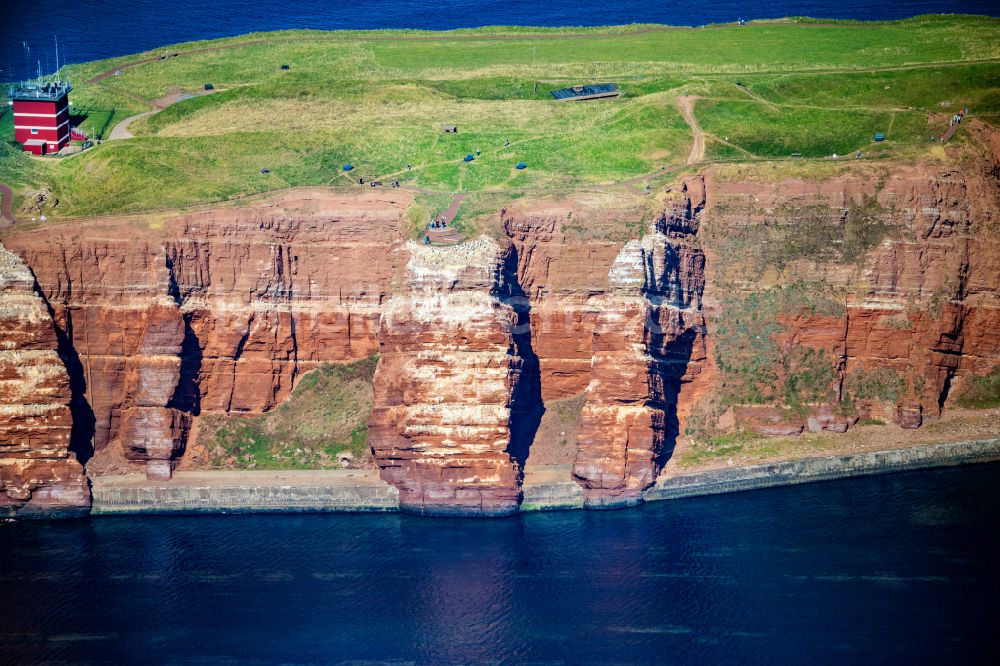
[2,15,998,219]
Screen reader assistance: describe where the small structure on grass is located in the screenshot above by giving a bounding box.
[516,162,527,170]
[551,83,620,102]
[343,163,354,171]
[463,154,474,162]
[10,81,73,155]
[442,125,458,133]
[204,83,214,91]
[874,133,885,142]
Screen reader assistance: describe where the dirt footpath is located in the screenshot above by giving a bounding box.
[677,96,705,165]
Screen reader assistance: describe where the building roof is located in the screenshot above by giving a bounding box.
[551,83,619,101]
[9,81,72,102]
[23,139,47,146]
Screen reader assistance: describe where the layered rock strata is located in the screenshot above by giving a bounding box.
[1,133,999,516]
[701,154,1000,433]
[368,238,538,516]
[502,203,623,401]
[2,190,405,480]
[572,179,708,506]
[0,245,89,515]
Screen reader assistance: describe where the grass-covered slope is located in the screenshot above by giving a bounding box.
[2,15,999,218]
[192,357,378,470]
[954,368,1000,410]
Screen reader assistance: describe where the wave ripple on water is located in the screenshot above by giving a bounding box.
[1,464,999,662]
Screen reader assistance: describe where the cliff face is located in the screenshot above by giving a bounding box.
[699,151,1000,435]
[571,179,707,506]
[502,203,622,402]
[0,246,89,516]
[1,132,998,516]
[2,190,406,481]
[368,238,537,516]
[498,182,708,506]
[163,193,398,414]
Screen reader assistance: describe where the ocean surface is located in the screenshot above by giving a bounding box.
[2,0,999,80]
[2,463,998,663]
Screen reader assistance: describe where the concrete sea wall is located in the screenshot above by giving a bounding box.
[644,438,1000,501]
[90,470,399,515]
[87,439,1000,516]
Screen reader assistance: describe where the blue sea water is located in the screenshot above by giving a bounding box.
[1,0,999,81]
[2,464,999,663]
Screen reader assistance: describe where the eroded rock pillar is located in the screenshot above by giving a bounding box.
[369,238,529,516]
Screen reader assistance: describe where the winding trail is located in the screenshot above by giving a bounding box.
[107,92,201,140]
[107,110,156,140]
[439,192,468,225]
[677,96,705,165]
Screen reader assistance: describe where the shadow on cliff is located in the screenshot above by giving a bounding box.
[30,279,96,465]
[499,246,544,478]
[165,256,202,423]
[647,323,699,473]
[167,316,203,418]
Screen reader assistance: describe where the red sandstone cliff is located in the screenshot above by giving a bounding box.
[698,152,1000,435]
[368,238,535,515]
[0,245,89,516]
[0,130,998,515]
[571,179,708,506]
[2,190,406,482]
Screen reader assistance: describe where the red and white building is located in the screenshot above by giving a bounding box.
[10,82,72,155]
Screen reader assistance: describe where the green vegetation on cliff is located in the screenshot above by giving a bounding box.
[195,356,378,470]
[2,15,999,218]
[953,368,1000,409]
[713,283,844,406]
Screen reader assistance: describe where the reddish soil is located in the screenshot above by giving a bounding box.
[423,193,467,244]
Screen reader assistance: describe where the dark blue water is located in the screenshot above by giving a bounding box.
[2,0,999,81]
[2,464,999,663]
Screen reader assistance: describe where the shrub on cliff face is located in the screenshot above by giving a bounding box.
[953,368,1000,409]
[844,366,906,403]
[784,347,838,412]
[713,284,843,406]
[197,356,379,470]
[713,293,784,404]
